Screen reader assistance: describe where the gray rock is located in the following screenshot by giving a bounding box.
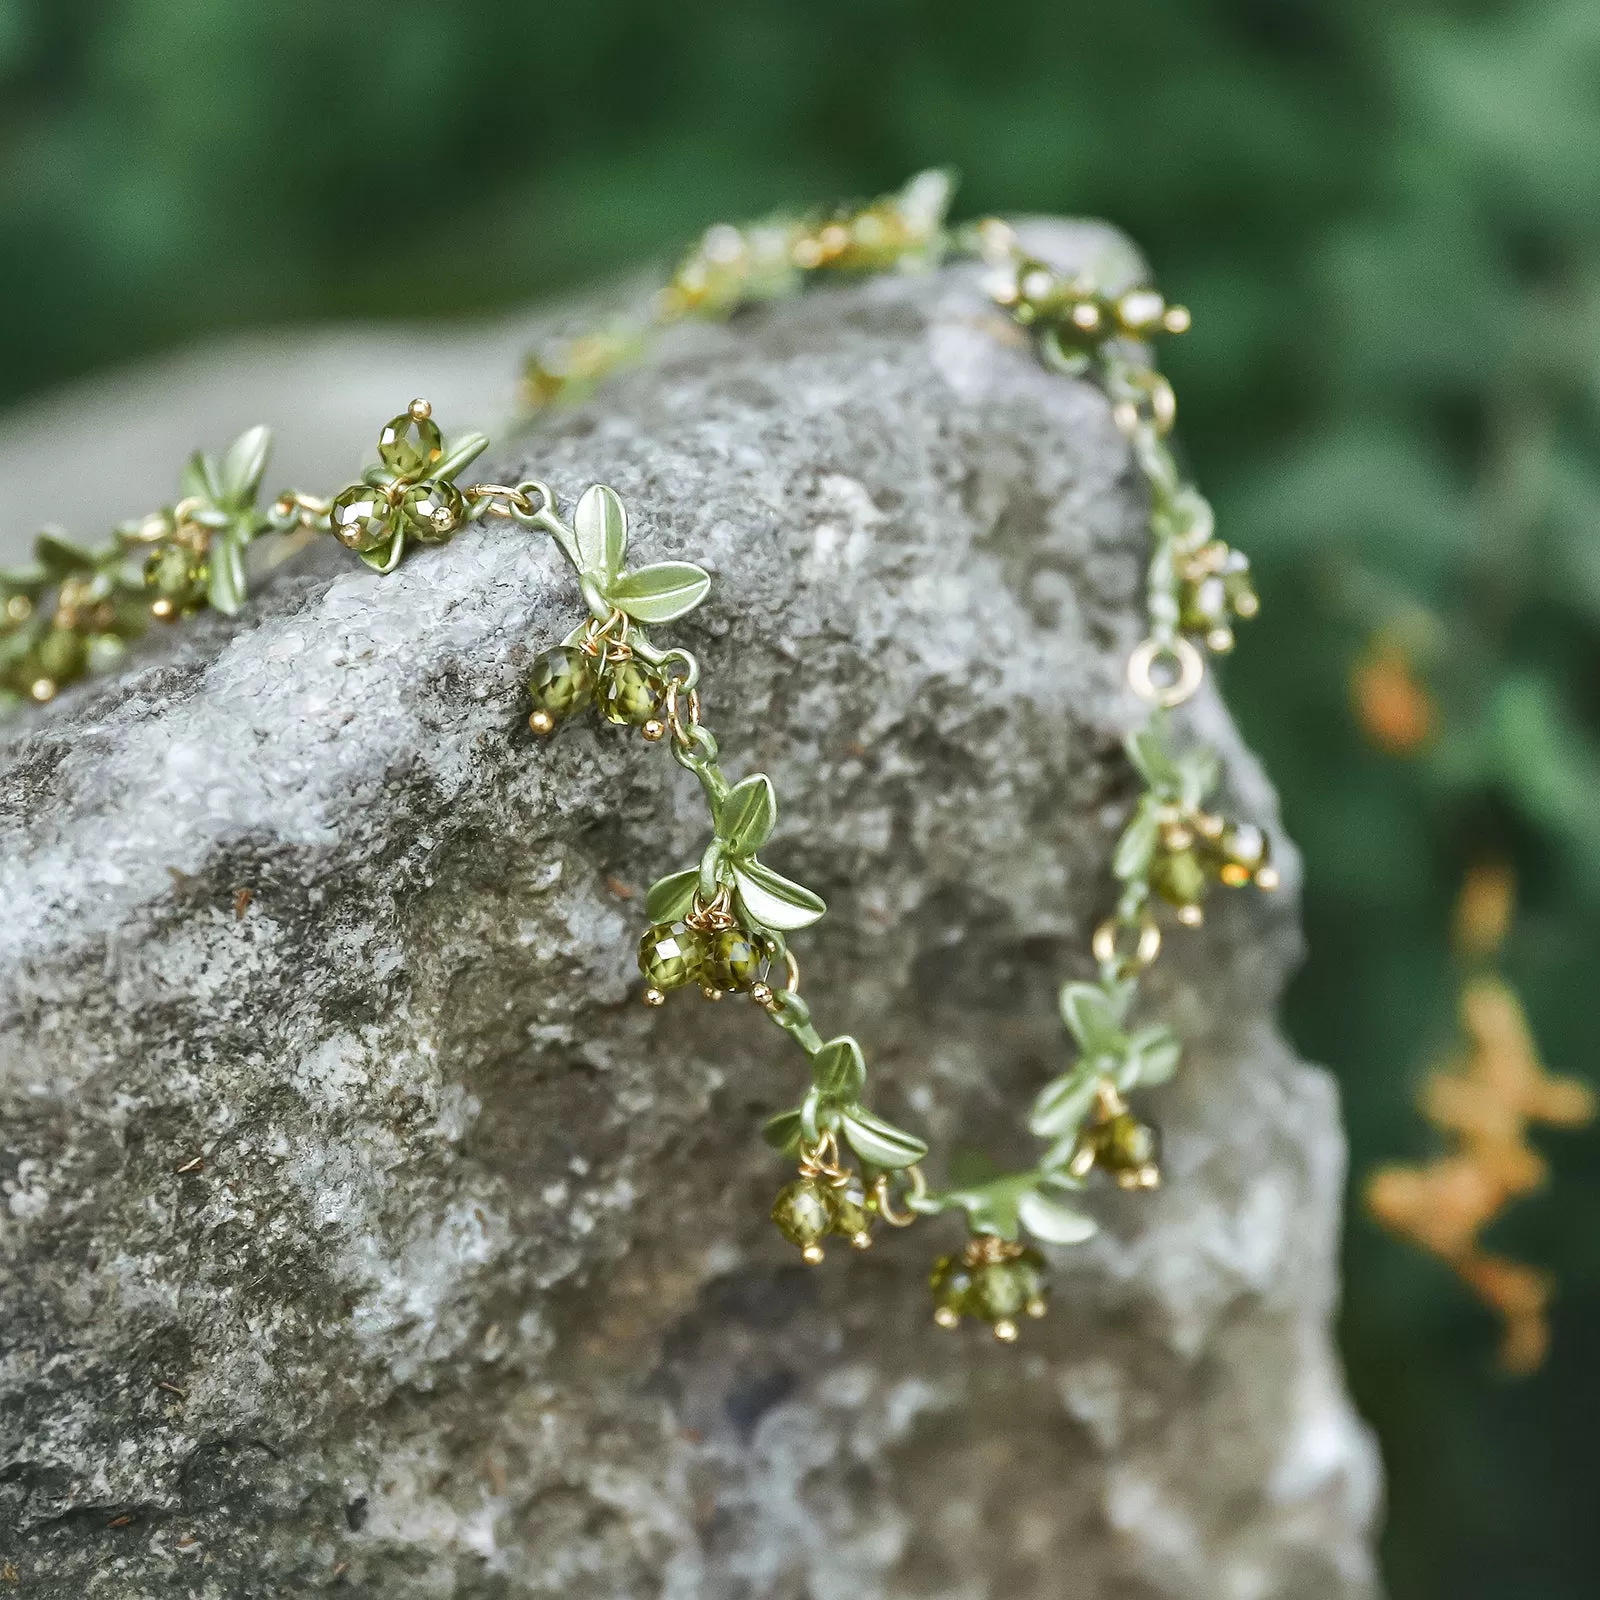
[0,227,1381,1598]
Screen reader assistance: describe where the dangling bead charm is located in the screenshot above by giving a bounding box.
[929,1235,1049,1342]
[601,658,664,729]
[637,920,708,1004]
[703,926,765,993]
[1069,1084,1161,1190]
[772,1179,834,1265]
[770,1132,875,1263]
[527,646,597,735]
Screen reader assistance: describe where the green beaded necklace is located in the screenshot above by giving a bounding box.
[0,172,1273,1344]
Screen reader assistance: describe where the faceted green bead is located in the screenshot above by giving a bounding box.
[400,479,465,543]
[1220,821,1268,873]
[601,659,662,726]
[929,1253,975,1319]
[827,1184,872,1244]
[1091,1111,1160,1179]
[527,646,596,723]
[968,1260,1030,1323]
[1151,846,1208,909]
[637,920,706,991]
[143,543,209,608]
[772,1179,833,1250]
[378,412,443,478]
[35,627,88,686]
[329,483,398,552]
[703,927,764,992]
[1179,574,1229,632]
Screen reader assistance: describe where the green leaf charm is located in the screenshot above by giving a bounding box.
[574,484,629,582]
[838,1105,928,1169]
[1123,1024,1182,1087]
[206,531,248,615]
[1058,982,1127,1050]
[219,425,271,508]
[180,449,222,505]
[731,858,826,931]
[358,530,407,573]
[645,868,700,923]
[33,533,97,579]
[763,1109,804,1154]
[1113,798,1161,881]
[715,773,777,857]
[1029,1070,1103,1139]
[608,562,712,624]
[812,1036,866,1100]
[1017,1187,1098,1245]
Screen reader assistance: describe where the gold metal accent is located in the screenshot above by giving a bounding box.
[665,677,703,746]
[933,1306,960,1329]
[1176,904,1204,928]
[641,718,666,742]
[700,984,724,1001]
[993,1319,1020,1344]
[1092,913,1162,975]
[528,710,555,736]
[850,1230,873,1251]
[1162,306,1192,334]
[871,1164,926,1227]
[1255,865,1281,892]
[801,1244,825,1265]
[1127,634,1204,708]
[465,483,536,518]
[642,987,666,1008]
[1025,1297,1048,1319]
[30,678,55,703]
[685,884,737,934]
[408,397,432,421]
[150,598,177,622]
[749,981,775,1008]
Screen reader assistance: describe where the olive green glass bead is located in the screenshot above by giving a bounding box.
[772,1179,833,1251]
[1151,846,1208,909]
[637,920,706,992]
[929,1253,975,1321]
[143,543,209,608]
[34,627,88,686]
[703,927,764,992]
[527,646,596,723]
[601,659,662,726]
[400,479,465,543]
[1220,821,1268,874]
[966,1247,1047,1325]
[828,1185,872,1245]
[329,483,398,552]
[1088,1111,1160,1186]
[378,412,443,478]
[1180,574,1229,632]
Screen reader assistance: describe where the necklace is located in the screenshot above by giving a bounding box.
[0,171,1273,1343]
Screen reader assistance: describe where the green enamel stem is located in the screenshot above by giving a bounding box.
[531,506,584,574]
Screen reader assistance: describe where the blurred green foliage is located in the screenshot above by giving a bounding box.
[3,0,1598,1593]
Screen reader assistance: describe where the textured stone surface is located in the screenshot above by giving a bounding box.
[0,228,1381,1597]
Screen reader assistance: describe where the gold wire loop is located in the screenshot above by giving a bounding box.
[872,1164,926,1227]
[1111,369,1177,437]
[465,482,546,520]
[685,885,737,932]
[579,609,632,660]
[665,677,703,746]
[1127,635,1204,708]
[798,1130,849,1183]
[1092,913,1163,975]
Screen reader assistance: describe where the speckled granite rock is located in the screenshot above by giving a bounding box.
[0,227,1381,1598]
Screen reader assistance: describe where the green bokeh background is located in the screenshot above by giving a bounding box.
[4,1,1598,1593]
